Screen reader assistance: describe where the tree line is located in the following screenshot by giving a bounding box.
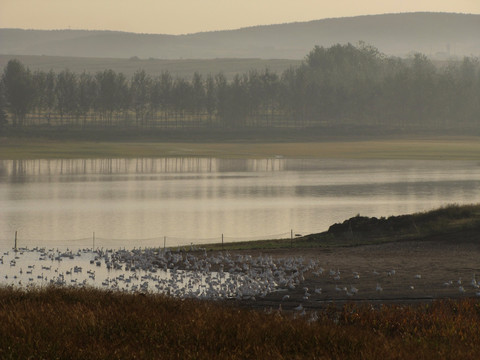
[1,43,479,135]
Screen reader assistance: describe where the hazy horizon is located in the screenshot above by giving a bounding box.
[2,11,480,36]
[1,1,479,35]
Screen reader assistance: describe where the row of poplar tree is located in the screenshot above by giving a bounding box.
[1,43,479,132]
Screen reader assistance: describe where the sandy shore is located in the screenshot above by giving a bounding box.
[2,137,480,160]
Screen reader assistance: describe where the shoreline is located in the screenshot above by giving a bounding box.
[1,136,480,160]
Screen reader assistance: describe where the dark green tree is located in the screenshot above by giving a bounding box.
[279,66,308,126]
[157,71,173,126]
[214,73,228,126]
[260,68,279,127]
[43,70,56,125]
[172,77,194,127]
[204,74,216,126]
[114,72,130,125]
[78,72,97,127]
[31,70,47,125]
[55,69,78,125]
[0,81,8,132]
[130,70,152,127]
[246,70,263,125]
[95,69,123,126]
[191,72,205,123]
[2,59,35,127]
[224,74,249,128]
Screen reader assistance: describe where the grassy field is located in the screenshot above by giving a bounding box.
[0,54,301,80]
[1,137,480,160]
[0,286,479,359]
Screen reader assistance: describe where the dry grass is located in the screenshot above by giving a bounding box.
[1,137,480,160]
[0,286,480,359]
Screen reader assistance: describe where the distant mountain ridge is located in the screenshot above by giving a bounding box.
[1,12,479,59]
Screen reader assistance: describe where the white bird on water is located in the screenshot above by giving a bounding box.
[294,304,303,312]
[471,274,478,288]
[303,287,311,300]
[308,311,319,323]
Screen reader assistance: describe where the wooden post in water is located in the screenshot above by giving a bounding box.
[14,231,17,252]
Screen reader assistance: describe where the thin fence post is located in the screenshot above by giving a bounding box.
[14,231,17,252]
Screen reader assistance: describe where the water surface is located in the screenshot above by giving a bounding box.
[1,158,479,249]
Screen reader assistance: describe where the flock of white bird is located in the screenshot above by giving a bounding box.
[0,247,315,301]
[1,246,479,309]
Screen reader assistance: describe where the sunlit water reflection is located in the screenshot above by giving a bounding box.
[1,158,479,249]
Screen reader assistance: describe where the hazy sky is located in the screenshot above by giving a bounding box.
[1,0,479,35]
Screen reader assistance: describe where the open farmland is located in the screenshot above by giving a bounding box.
[0,54,301,80]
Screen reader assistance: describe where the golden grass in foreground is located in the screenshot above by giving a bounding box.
[1,137,480,160]
[1,287,480,359]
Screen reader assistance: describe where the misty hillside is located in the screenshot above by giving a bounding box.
[1,12,479,59]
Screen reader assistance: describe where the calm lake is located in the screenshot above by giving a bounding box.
[1,158,479,250]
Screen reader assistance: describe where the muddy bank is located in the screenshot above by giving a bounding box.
[229,230,480,311]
